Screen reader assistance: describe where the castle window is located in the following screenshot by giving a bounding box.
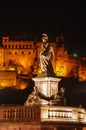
[16,45,17,48]
[9,52,11,54]
[19,127,21,130]
[15,52,17,54]
[8,45,10,48]
[5,39,7,42]
[30,44,32,48]
[23,45,25,48]
[19,45,21,48]
[26,44,28,48]
[22,51,24,54]
[12,45,14,48]
[5,45,7,48]
[9,60,13,65]
[28,51,31,54]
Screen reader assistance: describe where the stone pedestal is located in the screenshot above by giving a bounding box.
[32,77,61,98]
[25,77,66,106]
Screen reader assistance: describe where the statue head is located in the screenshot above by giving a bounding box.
[41,33,48,43]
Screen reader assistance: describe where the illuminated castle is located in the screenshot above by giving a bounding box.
[0,36,86,89]
[0,36,86,80]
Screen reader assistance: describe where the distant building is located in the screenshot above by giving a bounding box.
[0,36,86,86]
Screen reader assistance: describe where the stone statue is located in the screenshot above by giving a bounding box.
[49,87,66,106]
[24,34,66,106]
[40,33,55,77]
[24,86,49,106]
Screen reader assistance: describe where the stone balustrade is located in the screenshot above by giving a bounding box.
[0,105,86,124]
[0,105,41,122]
[40,106,86,123]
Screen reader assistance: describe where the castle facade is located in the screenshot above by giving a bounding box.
[0,36,86,83]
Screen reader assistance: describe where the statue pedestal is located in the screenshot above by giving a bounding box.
[25,77,66,106]
[32,77,61,98]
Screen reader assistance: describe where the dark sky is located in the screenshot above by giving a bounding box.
[0,1,86,56]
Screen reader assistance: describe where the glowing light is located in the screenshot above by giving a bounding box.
[72,52,78,57]
[18,70,21,74]
[20,83,27,90]
[56,66,65,76]
[38,69,42,74]
[8,67,15,71]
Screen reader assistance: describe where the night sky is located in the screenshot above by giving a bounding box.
[0,1,86,56]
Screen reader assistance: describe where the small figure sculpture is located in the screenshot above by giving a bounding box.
[24,86,50,106]
[24,86,42,106]
[59,87,66,105]
[49,87,66,106]
[40,33,55,77]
